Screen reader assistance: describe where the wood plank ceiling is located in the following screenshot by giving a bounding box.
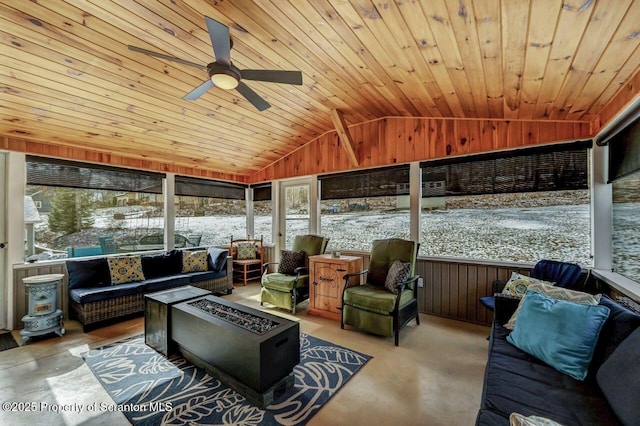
[1,0,639,181]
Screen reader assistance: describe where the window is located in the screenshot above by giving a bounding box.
[25,156,164,260]
[174,176,247,246]
[612,173,640,281]
[252,183,272,244]
[319,166,410,251]
[420,142,592,264]
[607,111,640,282]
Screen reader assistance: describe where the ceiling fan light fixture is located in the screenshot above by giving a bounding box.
[211,70,239,90]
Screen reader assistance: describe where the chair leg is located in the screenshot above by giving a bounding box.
[415,312,420,325]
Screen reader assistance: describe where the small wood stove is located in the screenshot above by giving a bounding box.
[20,273,65,345]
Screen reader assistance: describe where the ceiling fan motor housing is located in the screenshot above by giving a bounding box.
[208,62,241,89]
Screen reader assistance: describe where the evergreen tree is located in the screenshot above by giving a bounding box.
[48,188,94,234]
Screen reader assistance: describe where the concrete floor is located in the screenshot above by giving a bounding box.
[0,282,490,426]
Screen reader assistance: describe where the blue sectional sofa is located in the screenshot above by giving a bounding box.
[476,293,640,425]
[66,247,231,329]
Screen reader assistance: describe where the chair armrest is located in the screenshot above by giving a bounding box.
[294,266,309,276]
[395,275,419,292]
[492,279,507,294]
[494,294,521,326]
[343,269,369,287]
[262,262,279,275]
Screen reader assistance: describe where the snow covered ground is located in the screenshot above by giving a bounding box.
[168,204,593,265]
[40,203,640,281]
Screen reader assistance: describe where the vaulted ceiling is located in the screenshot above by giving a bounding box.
[1,0,639,180]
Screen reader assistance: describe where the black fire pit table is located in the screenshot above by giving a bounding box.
[171,295,300,408]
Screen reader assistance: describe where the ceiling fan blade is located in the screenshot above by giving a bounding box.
[183,80,214,100]
[236,82,270,111]
[205,16,231,66]
[128,45,207,70]
[241,69,303,85]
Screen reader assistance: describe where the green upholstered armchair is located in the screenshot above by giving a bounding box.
[260,234,329,314]
[341,238,420,346]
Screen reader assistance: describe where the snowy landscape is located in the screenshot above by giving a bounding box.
[32,197,639,282]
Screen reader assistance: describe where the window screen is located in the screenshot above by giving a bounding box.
[420,141,591,197]
[175,175,246,200]
[319,165,410,200]
[252,183,272,201]
[26,156,163,193]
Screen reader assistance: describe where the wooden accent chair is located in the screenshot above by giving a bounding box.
[230,236,264,286]
[341,238,420,346]
[260,234,328,314]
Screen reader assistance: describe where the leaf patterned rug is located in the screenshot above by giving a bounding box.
[83,333,371,425]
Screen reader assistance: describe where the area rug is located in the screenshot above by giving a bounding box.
[0,332,18,352]
[83,333,371,425]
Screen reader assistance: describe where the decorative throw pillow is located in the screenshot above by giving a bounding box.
[505,282,601,330]
[107,256,145,285]
[507,291,610,381]
[509,413,564,426]
[182,250,208,273]
[207,247,229,273]
[278,250,305,275]
[236,242,257,260]
[384,259,411,294]
[501,272,554,297]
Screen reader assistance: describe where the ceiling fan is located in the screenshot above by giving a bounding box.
[128,16,303,111]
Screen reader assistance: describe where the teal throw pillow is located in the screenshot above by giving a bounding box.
[507,290,610,381]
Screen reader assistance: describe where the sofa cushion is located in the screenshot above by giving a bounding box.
[507,291,610,381]
[182,250,208,273]
[142,275,191,293]
[262,273,308,291]
[141,250,182,278]
[591,294,640,370]
[278,250,305,275]
[505,282,601,330]
[596,327,640,426]
[188,270,227,284]
[107,256,145,285]
[207,247,229,273]
[69,280,148,304]
[482,323,620,425]
[343,284,413,315]
[66,257,111,289]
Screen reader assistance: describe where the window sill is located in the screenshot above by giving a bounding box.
[591,269,640,301]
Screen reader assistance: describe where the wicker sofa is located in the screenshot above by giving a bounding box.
[66,247,232,330]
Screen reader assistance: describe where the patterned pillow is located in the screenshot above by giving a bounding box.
[384,260,411,294]
[278,250,305,275]
[501,272,554,297]
[107,256,145,285]
[505,282,601,330]
[509,413,564,426]
[182,250,208,273]
[236,242,257,260]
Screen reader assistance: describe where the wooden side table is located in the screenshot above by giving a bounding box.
[308,254,362,321]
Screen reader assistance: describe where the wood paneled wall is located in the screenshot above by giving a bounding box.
[0,136,249,183]
[417,259,532,326]
[593,69,640,134]
[251,117,592,182]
